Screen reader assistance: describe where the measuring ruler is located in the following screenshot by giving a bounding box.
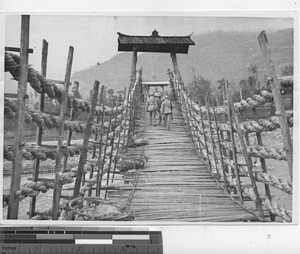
[0,226,163,253]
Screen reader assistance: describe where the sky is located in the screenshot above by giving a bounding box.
[5,15,294,82]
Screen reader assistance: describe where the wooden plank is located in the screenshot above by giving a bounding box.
[73,80,100,198]
[51,46,74,220]
[7,15,30,220]
[258,31,293,181]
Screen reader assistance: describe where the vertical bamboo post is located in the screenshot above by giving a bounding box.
[210,97,228,187]
[170,51,183,88]
[130,47,137,89]
[29,39,48,218]
[258,30,293,181]
[256,132,275,221]
[95,86,106,197]
[72,81,99,198]
[225,86,244,203]
[205,97,220,176]
[104,102,119,198]
[199,107,212,172]
[7,15,30,219]
[51,46,74,220]
[88,85,103,197]
[122,88,131,151]
[229,97,265,219]
[97,107,113,197]
[112,88,127,182]
[186,99,199,152]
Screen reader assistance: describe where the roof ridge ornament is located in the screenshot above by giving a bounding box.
[151,30,159,37]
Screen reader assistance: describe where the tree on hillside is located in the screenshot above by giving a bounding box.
[187,75,212,105]
[281,64,293,76]
[248,63,261,90]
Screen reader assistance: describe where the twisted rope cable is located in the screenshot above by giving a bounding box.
[217,117,293,134]
[5,52,92,112]
[4,99,126,134]
[255,172,292,194]
[3,144,92,162]
[242,186,292,222]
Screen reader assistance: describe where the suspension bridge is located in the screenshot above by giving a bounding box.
[3,16,293,223]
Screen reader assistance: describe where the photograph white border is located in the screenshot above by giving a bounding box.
[0,0,299,253]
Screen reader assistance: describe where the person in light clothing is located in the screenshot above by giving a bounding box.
[160,95,173,130]
[146,92,158,126]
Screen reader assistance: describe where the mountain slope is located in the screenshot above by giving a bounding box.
[64,29,293,98]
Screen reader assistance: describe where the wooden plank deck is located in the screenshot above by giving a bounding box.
[109,104,260,222]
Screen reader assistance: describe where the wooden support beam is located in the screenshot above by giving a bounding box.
[170,52,183,87]
[130,47,137,88]
[7,15,30,220]
[104,102,119,199]
[225,85,244,204]
[229,96,265,219]
[51,46,74,220]
[205,97,219,176]
[29,39,48,218]
[199,105,212,171]
[112,87,127,182]
[5,46,34,54]
[73,81,100,198]
[258,30,293,181]
[210,97,229,188]
[96,85,106,197]
[4,93,29,99]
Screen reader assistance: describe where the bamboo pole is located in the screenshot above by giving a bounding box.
[104,102,119,199]
[122,88,131,152]
[29,39,48,218]
[205,97,219,175]
[210,97,228,188]
[95,85,106,197]
[130,47,137,89]
[170,51,183,87]
[199,106,212,172]
[228,96,265,219]
[88,85,104,197]
[7,15,30,219]
[97,103,113,197]
[256,131,275,221]
[112,88,127,182]
[51,46,74,220]
[72,81,100,198]
[258,30,293,181]
[186,98,201,153]
[225,85,244,204]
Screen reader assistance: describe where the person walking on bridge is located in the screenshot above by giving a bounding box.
[155,92,163,125]
[146,92,158,126]
[161,95,173,131]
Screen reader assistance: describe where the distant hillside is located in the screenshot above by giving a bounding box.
[5,29,292,99]
[71,28,293,98]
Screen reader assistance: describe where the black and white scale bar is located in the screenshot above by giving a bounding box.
[0,226,163,253]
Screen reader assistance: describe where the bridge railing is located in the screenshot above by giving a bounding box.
[4,30,142,220]
[176,84,293,222]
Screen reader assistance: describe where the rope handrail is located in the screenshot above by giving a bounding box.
[177,83,293,222]
[5,52,92,113]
